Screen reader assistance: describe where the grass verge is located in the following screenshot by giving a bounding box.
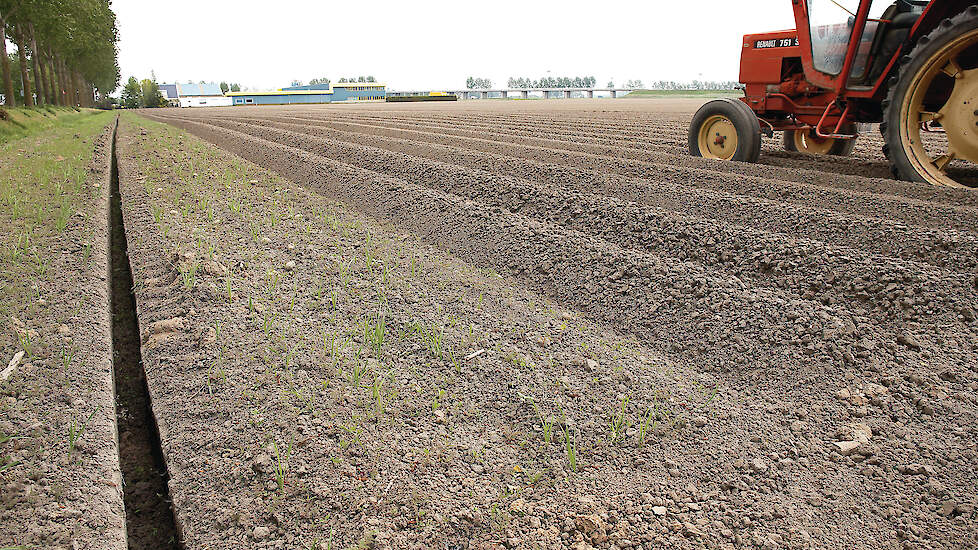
[0,105,103,143]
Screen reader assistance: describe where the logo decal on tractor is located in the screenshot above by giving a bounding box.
[754,38,799,49]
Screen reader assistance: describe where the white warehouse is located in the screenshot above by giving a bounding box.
[160,82,232,108]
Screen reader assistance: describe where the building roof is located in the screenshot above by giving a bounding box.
[333,82,385,87]
[281,83,333,91]
[226,82,387,97]
[176,82,224,96]
[225,90,334,97]
[159,84,179,99]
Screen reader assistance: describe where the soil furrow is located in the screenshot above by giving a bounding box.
[238,116,978,272]
[309,112,978,200]
[226,113,978,232]
[194,116,978,328]
[150,115,974,376]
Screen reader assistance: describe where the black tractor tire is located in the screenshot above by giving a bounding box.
[882,5,978,183]
[689,98,762,163]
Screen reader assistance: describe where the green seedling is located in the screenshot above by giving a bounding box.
[56,198,72,232]
[265,269,280,296]
[372,376,385,417]
[339,422,361,449]
[0,431,22,474]
[289,387,315,415]
[609,395,631,443]
[32,251,49,278]
[698,384,720,411]
[262,311,276,339]
[532,400,555,443]
[431,388,446,411]
[363,313,386,358]
[61,344,75,374]
[349,353,368,386]
[364,246,375,272]
[68,408,98,456]
[638,405,658,446]
[562,424,578,472]
[179,261,200,290]
[557,403,578,472]
[272,439,292,492]
[421,323,444,359]
[17,331,34,358]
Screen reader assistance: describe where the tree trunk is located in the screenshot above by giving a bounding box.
[28,25,46,105]
[14,29,32,107]
[71,71,80,107]
[45,51,58,105]
[53,53,64,106]
[0,10,16,107]
[39,47,52,104]
[51,54,62,105]
[58,57,69,106]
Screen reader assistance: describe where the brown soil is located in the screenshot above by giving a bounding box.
[113,99,978,550]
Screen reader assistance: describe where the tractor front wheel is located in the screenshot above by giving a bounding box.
[783,128,857,156]
[689,99,762,163]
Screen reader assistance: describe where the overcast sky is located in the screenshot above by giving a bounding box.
[114,0,796,91]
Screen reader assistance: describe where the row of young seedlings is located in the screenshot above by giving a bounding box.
[137,131,481,497]
[138,124,726,498]
[0,129,111,468]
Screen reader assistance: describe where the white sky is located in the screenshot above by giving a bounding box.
[114,0,797,92]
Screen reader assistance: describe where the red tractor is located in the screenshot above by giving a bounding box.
[689,0,978,188]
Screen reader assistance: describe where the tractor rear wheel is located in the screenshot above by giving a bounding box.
[882,6,978,187]
[783,127,857,156]
[689,99,762,162]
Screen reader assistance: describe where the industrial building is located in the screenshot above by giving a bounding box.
[226,82,385,106]
[159,82,233,108]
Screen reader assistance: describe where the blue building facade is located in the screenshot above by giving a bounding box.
[227,83,385,105]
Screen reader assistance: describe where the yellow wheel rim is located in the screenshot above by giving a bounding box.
[792,129,836,155]
[697,114,738,160]
[900,27,978,187]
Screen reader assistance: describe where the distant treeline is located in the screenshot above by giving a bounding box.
[288,76,376,88]
[506,76,597,89]
[466,76,492,89]
[645,80,740,90]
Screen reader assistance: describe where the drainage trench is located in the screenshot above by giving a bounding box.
[109,118,181,549]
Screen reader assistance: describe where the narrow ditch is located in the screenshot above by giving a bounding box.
[109,118,182,549]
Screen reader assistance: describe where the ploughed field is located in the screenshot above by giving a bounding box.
[117,99,978,549]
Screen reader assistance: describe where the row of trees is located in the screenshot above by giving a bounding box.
[120,76,164,108]
[506,76,598,89]
[289,76,376,88]
[0,0,120,108]
[219,81,241,93]
[466,76,492,89]
[492,77,739,91]
[338,76,376,83]
[645,80,740,90]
